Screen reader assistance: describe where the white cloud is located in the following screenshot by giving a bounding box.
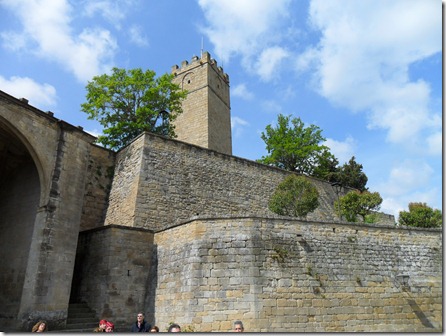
[1,0,117,82]
[365,80,432,144]
[380,187,440,221]
[0,75,57,108]
[85,128,101,138]
[299,0,441,148]
[426,131,442,156]
[280,85,297,100]
[324,136,356,165]
[375,159,433,197]
[379,197,405,221]
[198,0,291,65]
[231,116,249,138]
[255,46,289,82]
[232,83,254,100]
[1,31,28,51]
[128,25,149,47]
[83,0,130,28]
[261,100,282,114]
[295,47,319,73]
[231,116,249,127]
[371,159,439,220]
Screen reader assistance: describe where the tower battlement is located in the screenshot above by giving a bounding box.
[171,51,232,155]
[171,51,229,83]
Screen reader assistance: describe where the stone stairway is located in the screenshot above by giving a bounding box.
[51,302,98,332]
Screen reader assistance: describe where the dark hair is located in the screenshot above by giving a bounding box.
[150,325,160,332]
[168,323,181,332]
[234,320,244,330]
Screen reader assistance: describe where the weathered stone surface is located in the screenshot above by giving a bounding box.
[0,52,441,333]
[153,218,442,332]
[0,92,101,331]
[105,132,394,232]
[172,52,232,155]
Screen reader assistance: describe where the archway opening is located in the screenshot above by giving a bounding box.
[0,122,40,321]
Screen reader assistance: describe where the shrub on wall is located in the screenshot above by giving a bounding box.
[268,175,319,218]
[335,190,382,222]
[399,202,442,228]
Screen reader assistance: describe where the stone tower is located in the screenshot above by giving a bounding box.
[171,51,232,155]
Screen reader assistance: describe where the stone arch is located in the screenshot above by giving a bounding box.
[181,71,195,90]
[0,117,42,326]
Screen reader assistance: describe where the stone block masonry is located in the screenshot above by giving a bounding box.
[153,217,442,332]
[0,91,103,330]
[73,225,155,331]
[105,132,394,231]
[1,58,438,333]
[172,52,232,155]
[79,144,115,231]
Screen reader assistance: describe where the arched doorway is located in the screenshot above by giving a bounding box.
[0,121,40,327]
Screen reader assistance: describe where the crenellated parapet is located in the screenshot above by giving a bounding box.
[171,51,229,83]
[171,51,232,155]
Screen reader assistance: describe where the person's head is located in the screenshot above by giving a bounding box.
[32,320,47,332]
[99,319,107,330]
[233,320,244,332]
[137,312,145,322]
[168,323,181,332]
[150,325,159,332]
[105,321,114,332]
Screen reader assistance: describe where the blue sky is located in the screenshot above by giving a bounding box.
[0,0,442,220]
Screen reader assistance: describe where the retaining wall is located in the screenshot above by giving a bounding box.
[105,133,395,232]
[152,217,442,332]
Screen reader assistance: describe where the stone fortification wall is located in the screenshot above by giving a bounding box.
[72,225,154,331]
[79,145,115,231]
[0,91,103,330]
[105,135,145,227]
[152,217,442,332]
[104,133,394,231]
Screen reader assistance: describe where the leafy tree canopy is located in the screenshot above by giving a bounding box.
[268,174,319,218]
[258,114,329,175]
[312,149,339,183]
[81,67,187,150]
[399,202,442,228]
[337,156,368,192]
[335,190,382,222]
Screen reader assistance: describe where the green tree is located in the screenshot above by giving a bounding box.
[81,67,187,150]
[268,174,319,218]
[335,190,382,222]
[337,156,368,191]
[312,149,339,182]
[258,114,329,175]
[399,202,442,228]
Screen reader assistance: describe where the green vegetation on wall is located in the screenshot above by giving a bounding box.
[335,190,382,222]
[399,202,442,228]
[268,175,319,218]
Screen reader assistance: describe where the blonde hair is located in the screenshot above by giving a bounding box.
[32,320,47,332]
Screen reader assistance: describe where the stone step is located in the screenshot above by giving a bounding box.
[67,310,97,318]
[49,327,95,333]
[52,302,98,332]
[66,316,98,325]
[67,303,95,312]
[65,321,98,330]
